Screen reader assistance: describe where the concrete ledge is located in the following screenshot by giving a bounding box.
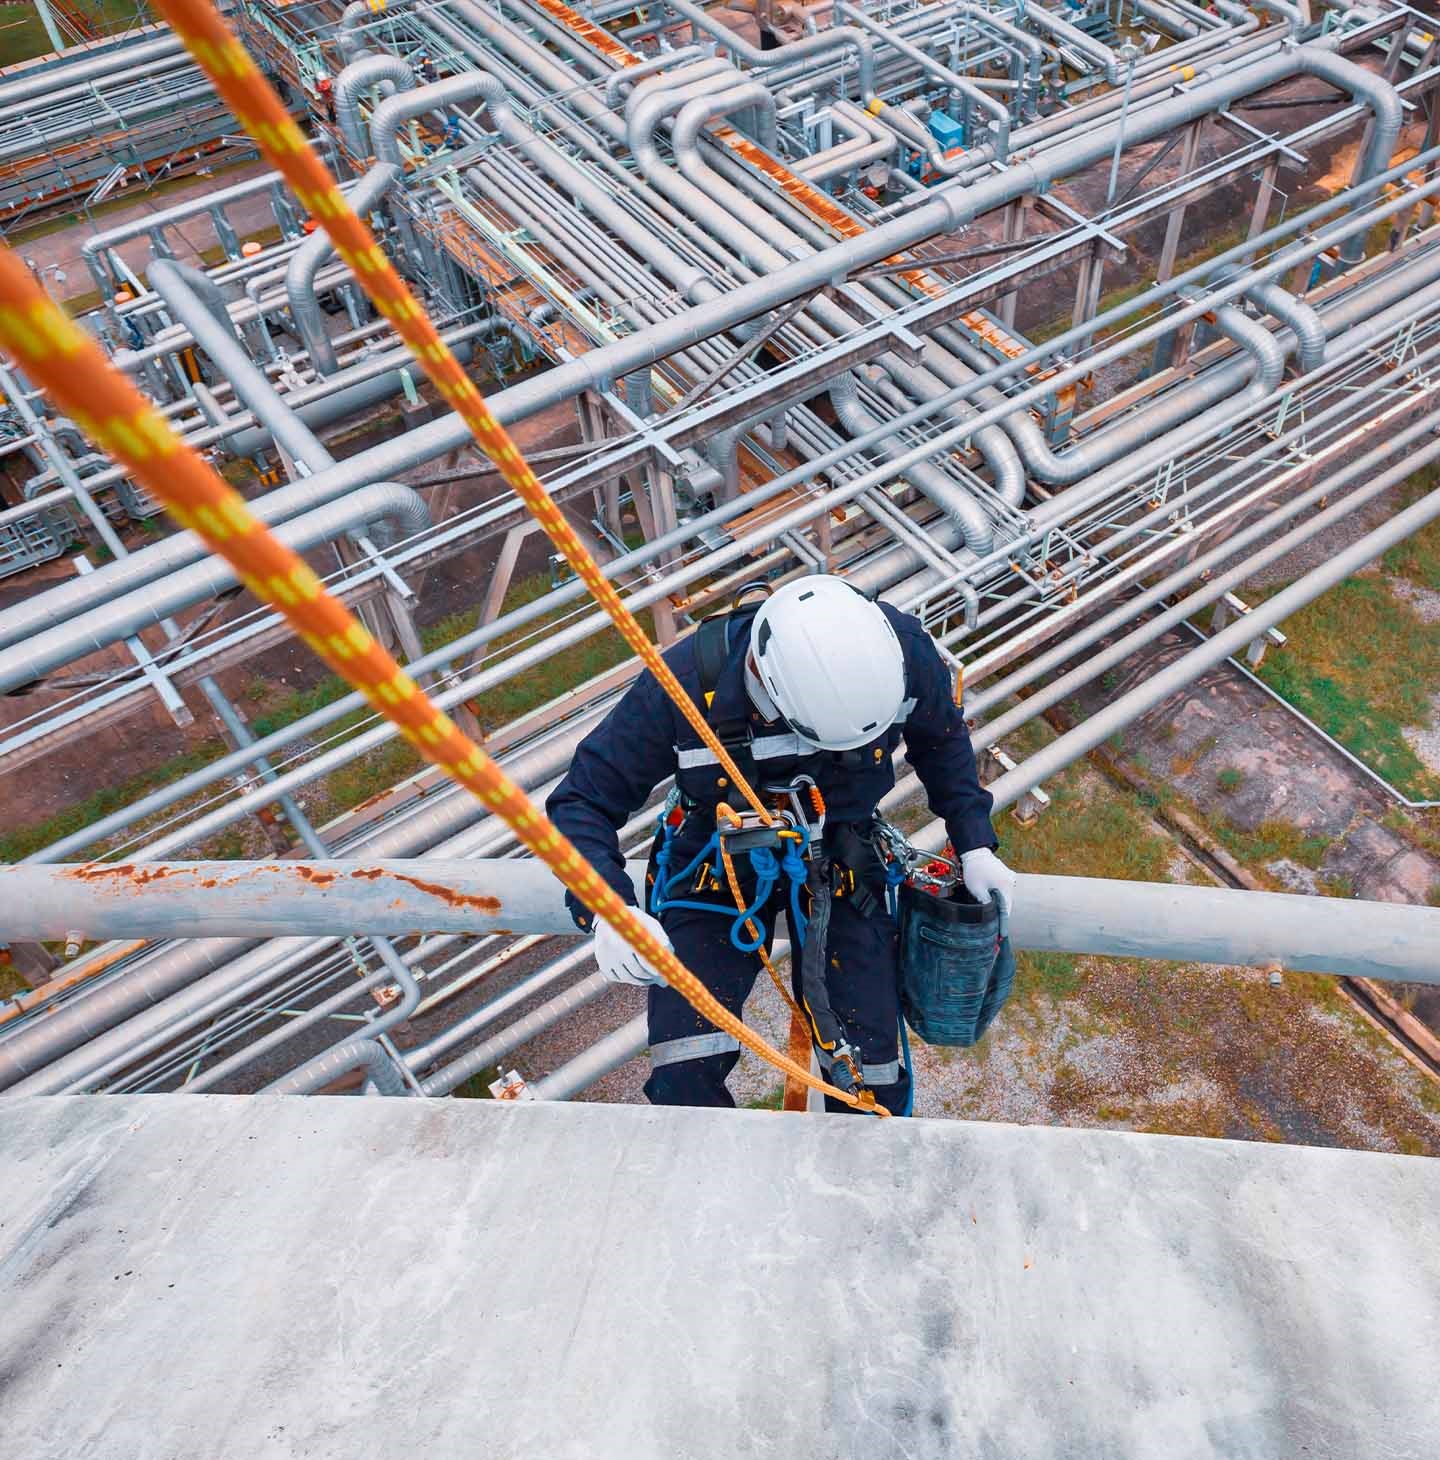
[2,1095,1438,1458]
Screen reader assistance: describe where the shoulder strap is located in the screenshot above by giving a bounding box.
[693,612,732,708]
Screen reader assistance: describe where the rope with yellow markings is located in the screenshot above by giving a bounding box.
[0,78,882,1121]
[144,0,775,827]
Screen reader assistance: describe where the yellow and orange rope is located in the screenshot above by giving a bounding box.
[146,0,774,826]
[0,10,883,1116]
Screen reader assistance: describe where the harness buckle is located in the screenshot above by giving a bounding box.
[714,800,803,854]
[761,773,826,847]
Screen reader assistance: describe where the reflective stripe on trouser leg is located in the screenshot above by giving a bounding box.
[818,1049,901,1086]
[650,1032,740,1067]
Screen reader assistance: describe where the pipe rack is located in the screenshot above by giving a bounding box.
[3,0,1440,1102]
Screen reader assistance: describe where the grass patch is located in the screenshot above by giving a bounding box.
[1016,949,1081,1001]
[1248,576,1440,800]
[1216,768,1245,794]
[998,771,1173,884]
[744,1085,785,1110]
[1380,466,1440,591]
[452,1067,499,1099]
[0,739,223,864]
[0,964,31,999]
[1213,818,1330,869]
[0,1,149,67]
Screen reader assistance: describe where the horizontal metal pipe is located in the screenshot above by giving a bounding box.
[529,1013,650,1103]
[0,31,184,108]
[0,483,429,694]
[420,972,612,1097]
[979,478,1440,815]
[5,862,1437,985]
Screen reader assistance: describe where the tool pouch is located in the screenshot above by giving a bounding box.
[897,884,1015,1047]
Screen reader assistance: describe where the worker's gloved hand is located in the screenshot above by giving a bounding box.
[594,907,672,986]
[960,847,1016,915]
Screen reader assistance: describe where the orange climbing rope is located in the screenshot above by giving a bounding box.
[145,0,774,828]
[0,60,882,1123]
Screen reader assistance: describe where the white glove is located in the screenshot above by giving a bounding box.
[594,906,672,986]
[960,847,1016,916]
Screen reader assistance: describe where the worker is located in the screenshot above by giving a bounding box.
[416,50,438,85]
[316,74,336,126]
[547,575,1014,1115]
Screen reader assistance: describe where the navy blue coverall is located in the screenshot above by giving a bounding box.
[546,601,996,1114]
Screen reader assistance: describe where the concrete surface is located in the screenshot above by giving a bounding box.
[2,1096,1438,1459]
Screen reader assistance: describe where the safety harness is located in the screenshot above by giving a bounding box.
[649,600,1016,1108]
[649,601,911,1105]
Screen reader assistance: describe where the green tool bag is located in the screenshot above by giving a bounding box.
[897,883,1015,1047]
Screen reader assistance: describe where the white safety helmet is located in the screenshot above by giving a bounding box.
[746,576,906,751]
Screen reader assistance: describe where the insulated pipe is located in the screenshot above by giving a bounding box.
[422,973,614,1096]
[405,944,595,1074]
[792,100,897,180]
[0,483,430,694]
[334,53,414,158]
[658,82,1011,534]
[660,0,878,99]
[1024,5,1121,83]
[671,77,779,154]
[1211,263,1328,374]
[1248,280,1327,374]
[835,2,1010,162]
[1131,0,1204,37]
[1018,257,1440,530]
[375,66,720,308]
[0,52,202,125]
[529,45,1399,420]
[285,163,399,375]
[149,259,333,474]
[1253,0,1309,35]
[369,71,494,167]
[334,0,414,64]
[266,1037,409,1096]
[603,44,705,105]
[261,942,422,1096]
[283,37,1395,455]
[528,1014,652,1103]
[5,862,1437,985]
[830,371,996,552]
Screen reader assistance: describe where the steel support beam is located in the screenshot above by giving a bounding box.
[3,863,1438,984]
